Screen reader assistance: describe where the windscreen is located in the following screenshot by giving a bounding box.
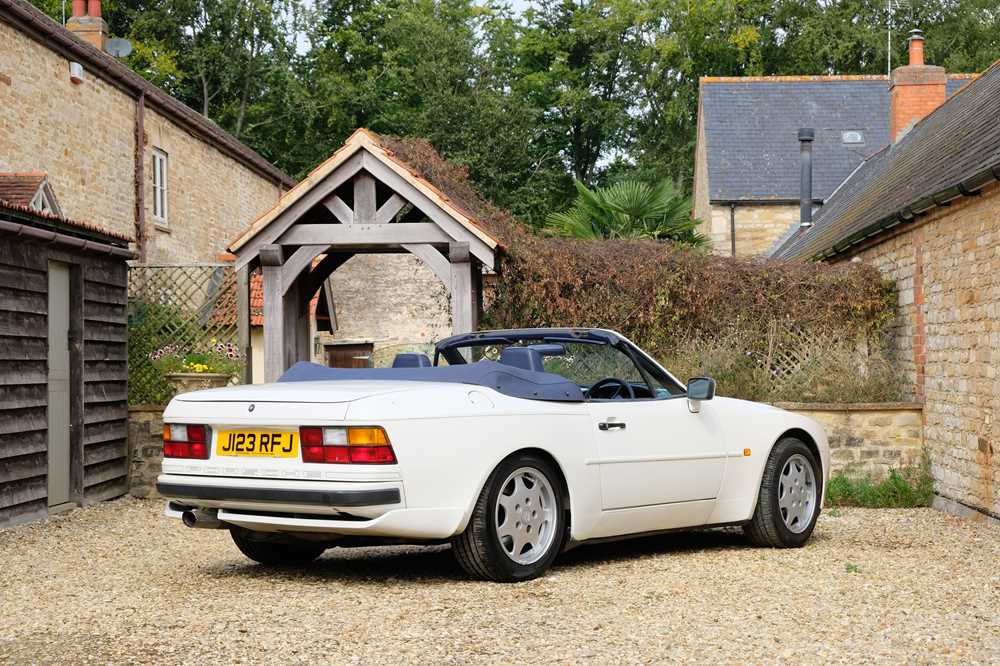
[439,336,685,399]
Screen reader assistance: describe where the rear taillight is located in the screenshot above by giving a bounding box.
[163,423,210,459]
[299,426,396,464]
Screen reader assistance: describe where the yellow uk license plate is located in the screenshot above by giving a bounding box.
[216,430,298,458]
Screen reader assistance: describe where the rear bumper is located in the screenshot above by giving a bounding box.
[157,473,466,539]
[156,481,401,507]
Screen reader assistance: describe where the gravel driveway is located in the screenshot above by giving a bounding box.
[0,498,997,664]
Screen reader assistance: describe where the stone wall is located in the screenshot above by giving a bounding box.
[323,254,452,350]
[697,203,799,257]
[854,231,921,401]
[127,406,165,498]
[776,402,924,479]
[0,21,282,262]
[0,21,135,238]
[142,108,282,264]
[851,181,1000,517]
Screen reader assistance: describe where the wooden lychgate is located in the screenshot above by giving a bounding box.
[229,130,500,382]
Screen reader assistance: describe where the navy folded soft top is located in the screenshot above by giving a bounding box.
[278,360,584,402]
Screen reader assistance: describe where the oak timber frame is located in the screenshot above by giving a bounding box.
[232,146,496,383]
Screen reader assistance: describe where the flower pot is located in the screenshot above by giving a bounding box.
[166,372,232,396]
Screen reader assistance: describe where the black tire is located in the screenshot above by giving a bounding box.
[230,528,327,565]
[452,453,567,582]
[744,437,822,548]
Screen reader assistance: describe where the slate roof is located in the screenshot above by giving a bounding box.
[699,75,972,203]
[771,61,1000,260]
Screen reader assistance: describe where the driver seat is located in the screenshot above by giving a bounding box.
[498,347,545,373]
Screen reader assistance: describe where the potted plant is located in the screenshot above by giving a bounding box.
[151,341,242,397]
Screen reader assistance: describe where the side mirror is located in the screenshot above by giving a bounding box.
[686,377,716,412]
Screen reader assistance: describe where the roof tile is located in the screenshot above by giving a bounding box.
[0,172,45,207]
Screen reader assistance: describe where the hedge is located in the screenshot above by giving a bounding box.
[487,235,895,348]
[379,134,899,400]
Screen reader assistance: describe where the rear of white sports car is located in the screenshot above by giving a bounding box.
[158,328,834,582]
[157,381,475,544]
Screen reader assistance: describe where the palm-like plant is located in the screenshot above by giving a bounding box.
[545,179,707,247]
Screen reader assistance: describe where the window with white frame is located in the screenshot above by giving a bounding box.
[152,149,169,226]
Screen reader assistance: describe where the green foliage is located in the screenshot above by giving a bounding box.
[127,297,241,405]
[28,0,1000,223]
[127,300,198,404]
[150,342,243,376]
[826,454,935,508]
[545,179,706,246]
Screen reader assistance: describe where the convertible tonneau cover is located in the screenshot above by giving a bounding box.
[278,360,585,402]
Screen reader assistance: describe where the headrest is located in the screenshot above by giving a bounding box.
[391,352,432,368]
[499,347,545,373]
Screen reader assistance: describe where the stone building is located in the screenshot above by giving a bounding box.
[773,37,1000,520]
[693,35,973,256]
[1,0,458,369]
[0,0,294,264]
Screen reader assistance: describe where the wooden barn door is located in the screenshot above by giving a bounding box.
[47,262,72,509]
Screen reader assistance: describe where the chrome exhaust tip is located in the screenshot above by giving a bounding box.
[181,509,223,529]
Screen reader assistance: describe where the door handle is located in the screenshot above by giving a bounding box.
[598,422,626,431]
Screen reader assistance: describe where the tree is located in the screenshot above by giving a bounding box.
[27,0,1000,220]
[545,178,706,246]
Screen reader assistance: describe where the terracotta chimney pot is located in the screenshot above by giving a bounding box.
[87,0,102,18]
[908,30,924,66]
[71,0,85,17]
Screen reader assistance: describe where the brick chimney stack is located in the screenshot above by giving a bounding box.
[66,0,108,51]
[890,29,947,142]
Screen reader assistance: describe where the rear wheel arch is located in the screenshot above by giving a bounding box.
[510,448,570,506]
[459,447,572,533]
[452,449,569,581]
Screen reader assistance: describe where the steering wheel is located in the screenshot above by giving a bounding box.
[589,377,636,400]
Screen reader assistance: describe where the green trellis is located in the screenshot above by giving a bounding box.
[127,264,244,405]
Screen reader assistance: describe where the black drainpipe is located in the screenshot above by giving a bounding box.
[134,91,147,262]
[798,128,814,228]
[729,203,736,256]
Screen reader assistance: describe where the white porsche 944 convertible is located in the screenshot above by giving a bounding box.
[158,328,829,581]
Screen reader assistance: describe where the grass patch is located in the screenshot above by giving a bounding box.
[826,454,934,508]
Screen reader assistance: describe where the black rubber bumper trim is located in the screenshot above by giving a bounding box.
[156,482,401,507]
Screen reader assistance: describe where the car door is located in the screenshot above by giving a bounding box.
[588,397,727,511]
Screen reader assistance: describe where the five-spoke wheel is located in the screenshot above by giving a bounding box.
[744,437,822,547]
[777,453,817,533]
[453,453,566,582]
[494,467,558,565]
